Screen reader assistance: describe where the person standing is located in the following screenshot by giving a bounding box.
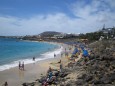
[19,61,21,70]
[65,48,66,52]
[33,57,35,61]
[22,62,24,71]
[4,81,8,86]
[54,53,56,58]
[60,63,63,72]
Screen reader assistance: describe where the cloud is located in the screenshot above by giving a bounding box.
[0,0,115,36]
[71,0,115,29]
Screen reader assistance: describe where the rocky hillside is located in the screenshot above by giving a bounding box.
[65,40,115,86]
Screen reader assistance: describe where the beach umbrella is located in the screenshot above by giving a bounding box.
[79,45,84,50]
[83,50,89,57]
[72,48,78,55]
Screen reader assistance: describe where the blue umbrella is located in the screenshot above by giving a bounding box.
[83,50,89,57]
[72,48,79,55]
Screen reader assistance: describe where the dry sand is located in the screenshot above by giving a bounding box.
[0,43,73,86]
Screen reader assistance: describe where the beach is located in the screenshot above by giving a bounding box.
[0,43,71,86]
[1,40,115,86]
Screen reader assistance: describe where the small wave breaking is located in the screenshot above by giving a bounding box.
[0,46,63,71]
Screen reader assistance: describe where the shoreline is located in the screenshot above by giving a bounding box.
[0,40,62,71]
[0,42,69,86]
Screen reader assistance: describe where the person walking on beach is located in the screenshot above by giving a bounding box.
[19,61,21,70]
[33,57,35,61]
[22,62,24,71]
[54,53,56,58]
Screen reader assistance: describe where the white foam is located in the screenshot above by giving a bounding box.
[41,46,63,58]
[0,46,63,71]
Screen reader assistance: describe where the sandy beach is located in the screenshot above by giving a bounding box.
[1,40,114,86]
[0,43,72,86]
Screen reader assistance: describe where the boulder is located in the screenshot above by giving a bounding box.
[75,79,86,85]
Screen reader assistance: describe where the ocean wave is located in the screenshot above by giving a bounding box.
[41,46,63,57]
[0,45,63,71]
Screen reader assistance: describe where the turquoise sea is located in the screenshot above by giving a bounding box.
[0,38,62,71]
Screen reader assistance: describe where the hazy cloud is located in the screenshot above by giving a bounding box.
[0,0,115,36]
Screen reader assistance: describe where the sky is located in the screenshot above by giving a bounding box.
[0,0,115,36]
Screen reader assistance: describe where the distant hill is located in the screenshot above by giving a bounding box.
[39,31,62,37]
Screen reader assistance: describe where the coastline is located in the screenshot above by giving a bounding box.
[0,42,70,86]
[0,40,62,71]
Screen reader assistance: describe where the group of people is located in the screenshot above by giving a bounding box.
[19,61,24,70]
[39,59,63,86]
[18,57,36,71]
[39,66,60,85]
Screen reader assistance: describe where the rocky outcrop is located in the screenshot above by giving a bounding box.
[64,40,115,86]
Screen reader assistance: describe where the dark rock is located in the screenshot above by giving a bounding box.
[77,73,87,79]
[93,80,104,84]
[89,77,103,84]
[100,77,111,84]
[66,77,70,79]
[22,83,27,86]
[109,73,115,81]
[85,75,93,82]
[75,79,85,85]
[65,83,71,86]
[110,61,115,66]
[65,80,76,86]
[59,72,68,78]
[93,84,114,86]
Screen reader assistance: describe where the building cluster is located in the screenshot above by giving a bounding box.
[99,25,115,40]
[38,33,79,39]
